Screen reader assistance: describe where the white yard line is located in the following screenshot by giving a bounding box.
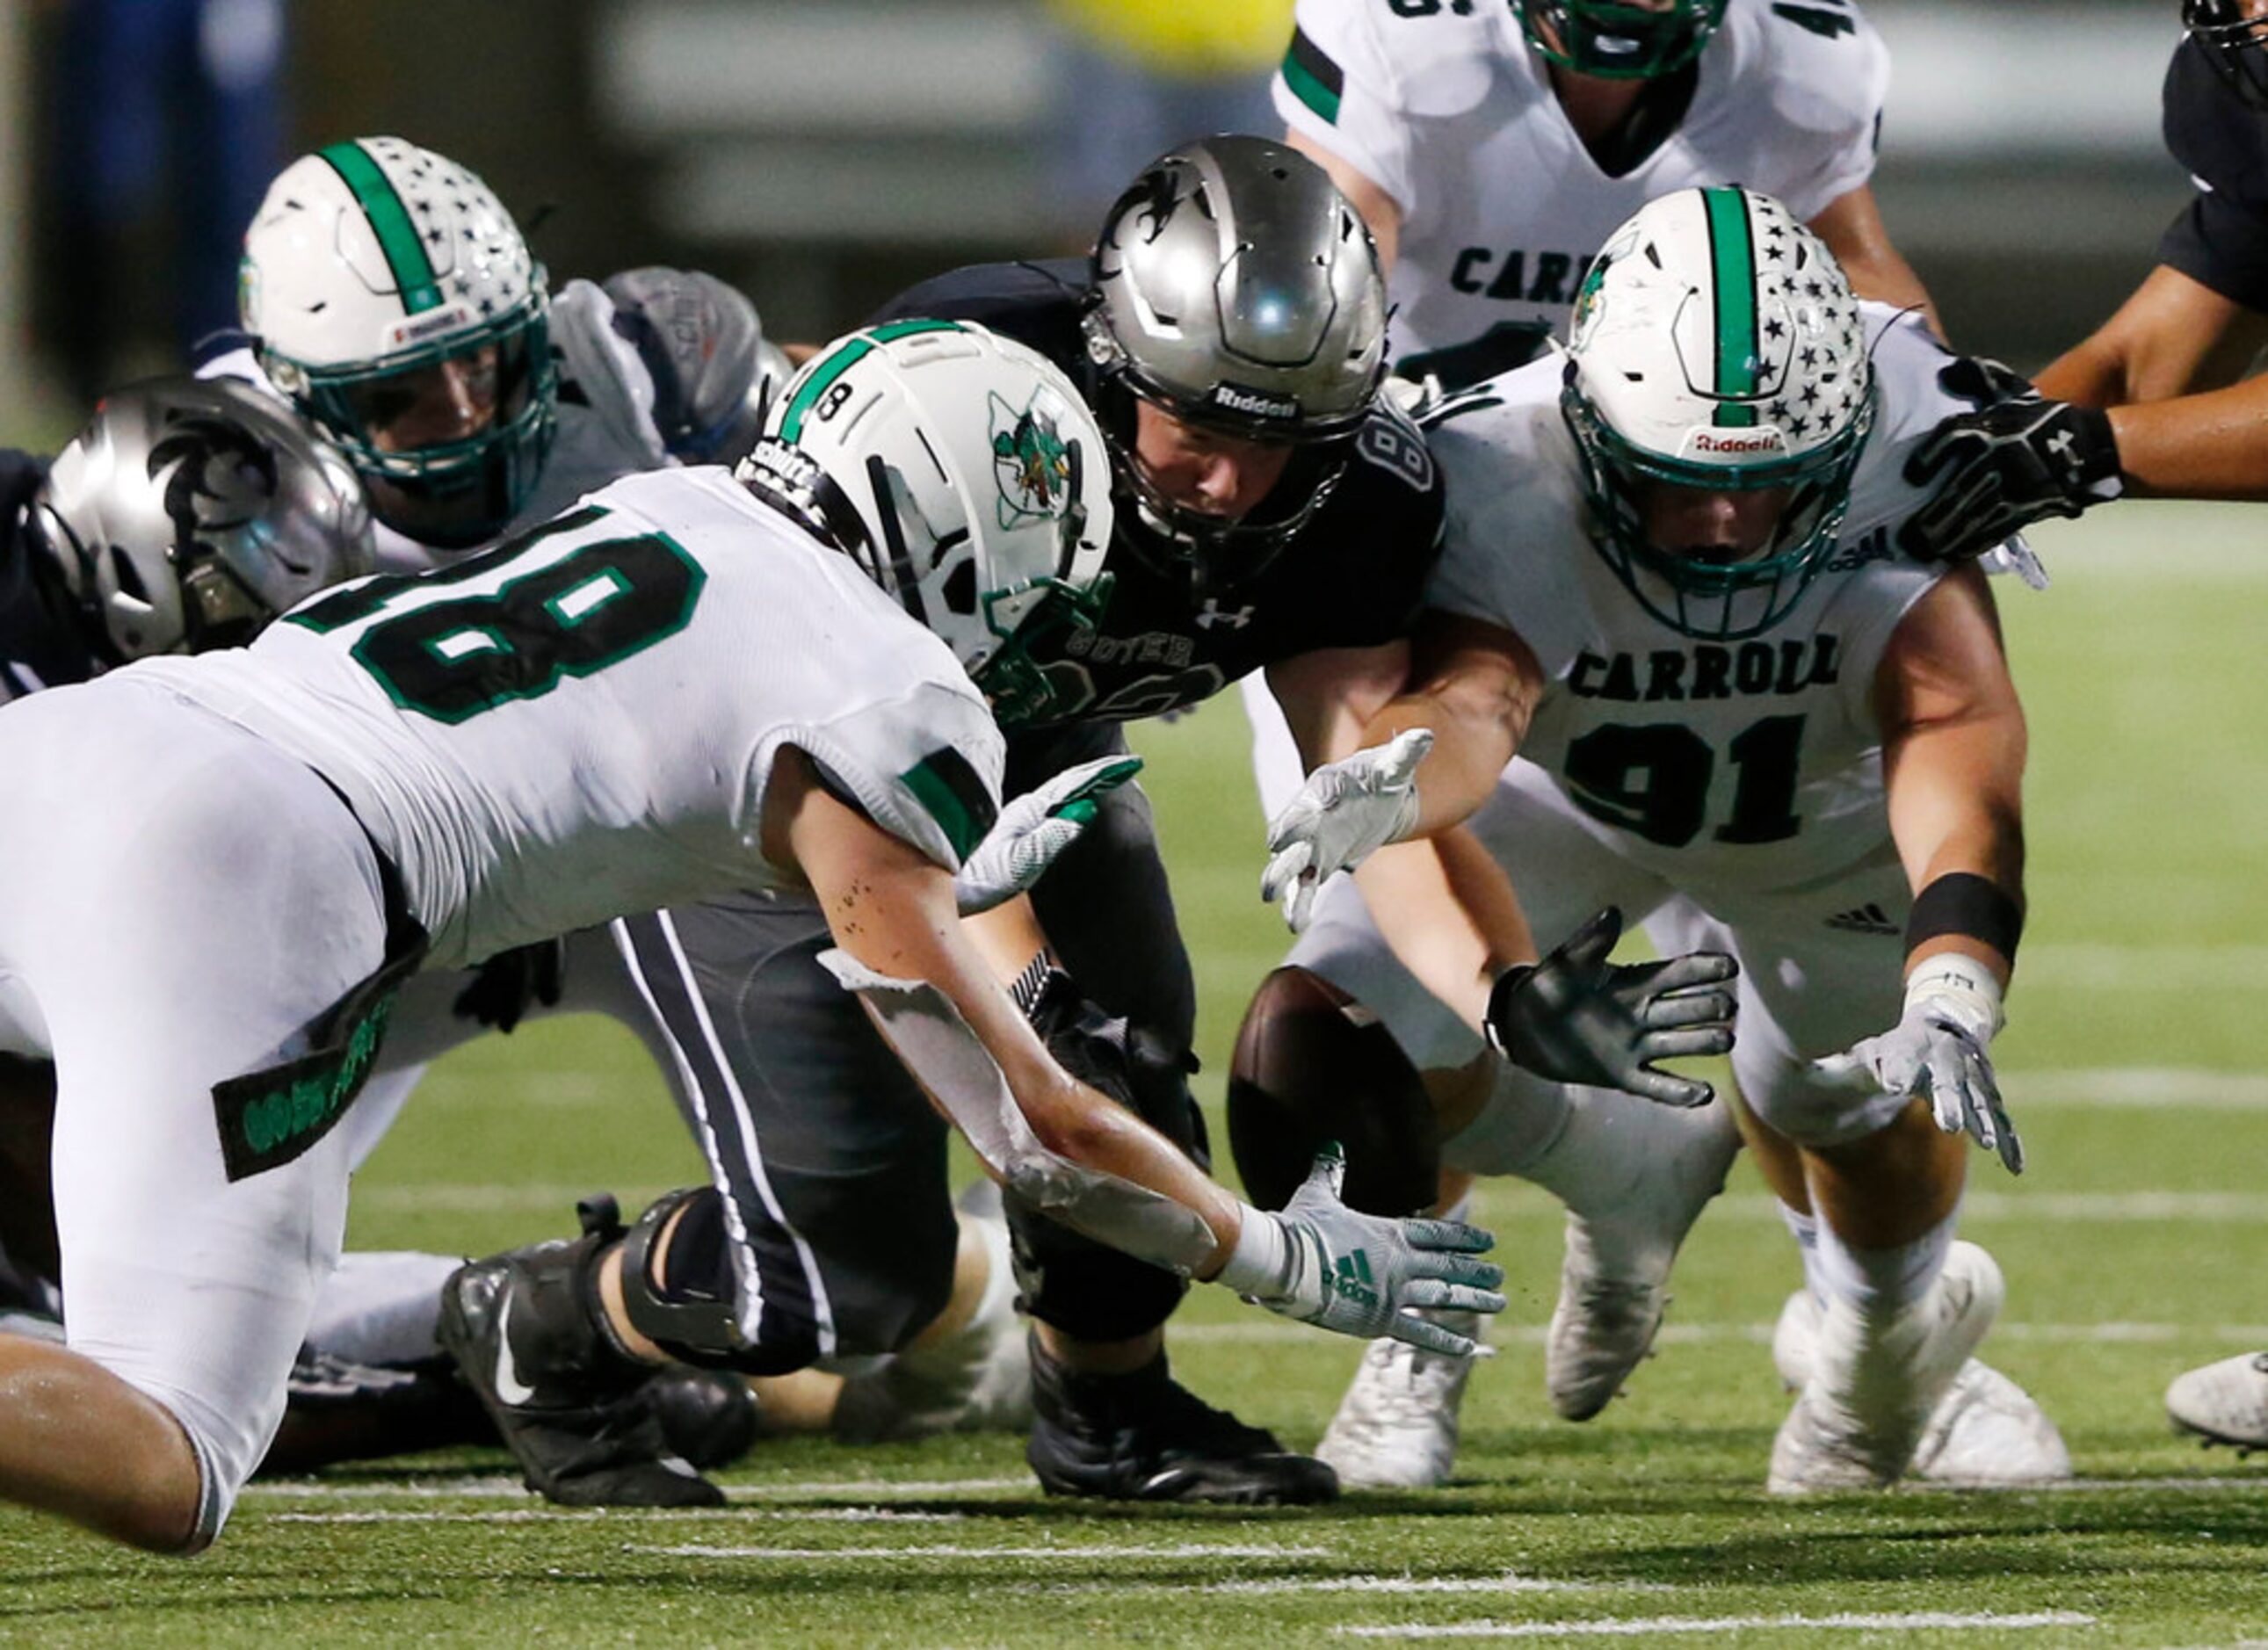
[1336,1610,2098,1639]
[267,1507,971,1525]
[1208,1576,1674,1598]
[2003,1069,2268,1109]
[1171,1320,2268,1347]
[627,1541,1330,1560]
[243,1474,1029,1502]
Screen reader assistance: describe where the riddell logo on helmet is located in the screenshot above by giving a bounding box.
[1210,384,1299,422]
[385,305,473,350]
[1691,431,1786,456]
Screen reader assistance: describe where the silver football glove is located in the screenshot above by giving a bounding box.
[953,755,1141,916]
[1486,907,1738,1108]
[1259,729,1433,932]
[1814,955,2022,1174]
[1216,1147,1505,1357]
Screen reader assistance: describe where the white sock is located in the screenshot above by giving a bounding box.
[1447,1057,1575,1180]
[1812,1208,1958,1319]
[1779,1203,1830,1303]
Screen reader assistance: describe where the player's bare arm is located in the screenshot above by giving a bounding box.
[766,748,1248,1261]
[1874,564,2027,987]
[2034,263,2268,408]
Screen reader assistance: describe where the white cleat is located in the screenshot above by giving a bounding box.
[1768,1241,2004,1494]
[1315,1309,1482,1489]
[1538,1095,1742,1421]
[833,1198,1031,1443]
[1772,1288,2069,1486]
[2167,1351,2268,1453]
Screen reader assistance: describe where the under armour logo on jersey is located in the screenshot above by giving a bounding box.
[1194,600,1254,631]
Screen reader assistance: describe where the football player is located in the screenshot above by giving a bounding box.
[1250,187,2068,1494]
[432,134,1728,1511]
[1888,0,2268,1449]
[1273,0,1934,393]
[1240,0,1950,1411]
[216,136,791,563]
[0,322,1504,1552]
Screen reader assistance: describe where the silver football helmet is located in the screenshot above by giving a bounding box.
[30,377,376,661]
[1083,134,1387,589]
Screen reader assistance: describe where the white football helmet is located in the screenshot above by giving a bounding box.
[738,320,1115,726]
[1562,185,1875,640]
[239,136,555,548]
[31,377,375,661]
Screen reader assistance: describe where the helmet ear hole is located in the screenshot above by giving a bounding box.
[108,548,149,604]
[941,558,977,617]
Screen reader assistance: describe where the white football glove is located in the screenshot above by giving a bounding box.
[1259,729,1433,932]
[1814,953,2022,1174]
[1214,1147,1505,1357]
[953,755,1142,916]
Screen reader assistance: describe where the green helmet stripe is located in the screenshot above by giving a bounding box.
[1701,187,1760,430]
[318,141,442,315]
[778,338,873,441]
[777,321,963,440]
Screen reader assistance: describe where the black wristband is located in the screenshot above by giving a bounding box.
[1481,965,1535,1056]
[2065,403,2123,493]
[1905,872,2024,964]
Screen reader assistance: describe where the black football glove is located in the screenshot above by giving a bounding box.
[1898,356,2123,565]
[1484,907,1738,1109]
[452,939,566,1033]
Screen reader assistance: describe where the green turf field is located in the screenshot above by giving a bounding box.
[7,503,2268,1646]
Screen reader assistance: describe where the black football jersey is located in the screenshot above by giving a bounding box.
[867,260,1446,729]
[2160,37,2268,314]
[0,451,94,705]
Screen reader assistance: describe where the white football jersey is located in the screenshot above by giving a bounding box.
[203,277,788,573]
[127,467,1004,969]
[1423,304,1967,907]
[1275,0,1888,367]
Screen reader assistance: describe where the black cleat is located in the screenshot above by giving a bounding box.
[262,1349,492,1474]
[1025,1335,1339,1505]
[436,1196,724,1508]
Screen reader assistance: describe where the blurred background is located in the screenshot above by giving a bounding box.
[0,0,2195,446]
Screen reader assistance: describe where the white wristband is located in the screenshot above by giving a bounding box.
[1214,1202,1293,1299]
[1904,951,2005,1042]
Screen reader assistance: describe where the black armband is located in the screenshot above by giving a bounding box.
[1905,873,2024,964]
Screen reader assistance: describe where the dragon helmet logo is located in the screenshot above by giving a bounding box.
[148,413,293,568]
[988,390,1076,532]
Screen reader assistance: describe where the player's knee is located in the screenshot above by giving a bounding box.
[1006,1204,1188,1342]
[1226,966,1440,1215]
[1744,1070,1911,1153]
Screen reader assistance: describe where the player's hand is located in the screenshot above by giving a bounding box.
[1815,995,2023,1176]
[1221,1147,1504,1355]
[1898,357,2122,565]
[953,755,1142,915]
[452,939,565,1033]
[1260,729,1432,932]
[1485,907,1738,1108]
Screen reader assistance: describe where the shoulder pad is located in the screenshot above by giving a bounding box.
[601,267,780,465]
